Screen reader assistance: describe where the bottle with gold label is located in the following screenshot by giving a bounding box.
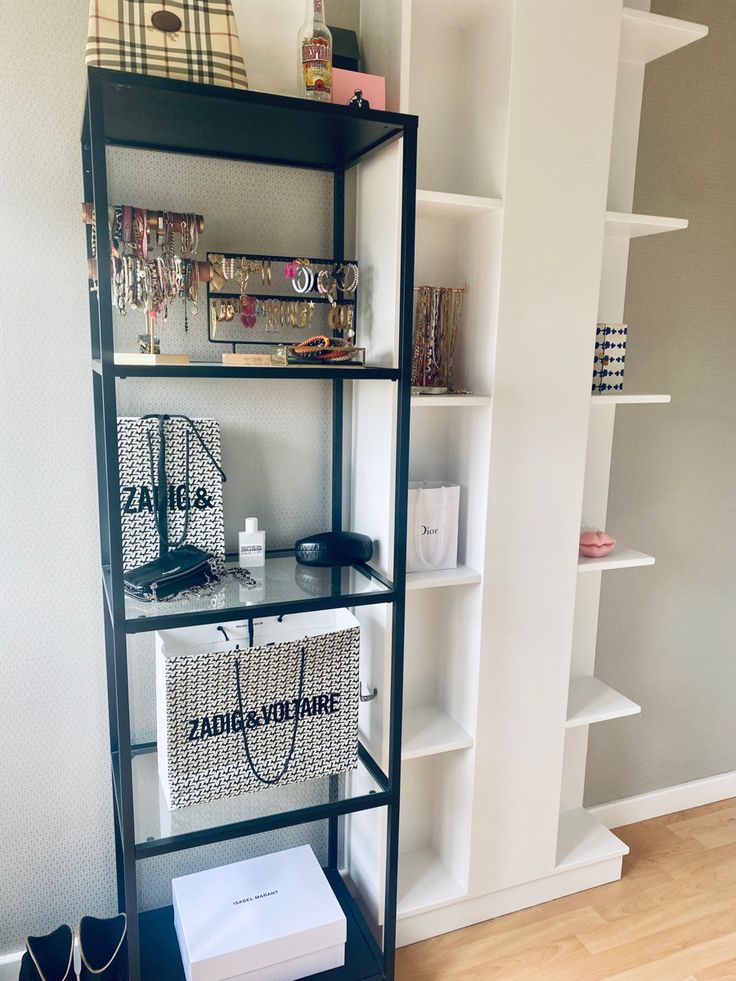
[298,0,333,102]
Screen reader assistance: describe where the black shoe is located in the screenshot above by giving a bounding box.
[78,914,127,981]
[19,924,75,981]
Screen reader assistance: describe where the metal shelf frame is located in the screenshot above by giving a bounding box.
[82,67,417,981]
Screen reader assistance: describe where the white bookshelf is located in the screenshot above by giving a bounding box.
[578,545,655,573]
[402,706,474,760]
[591,393,670,405]
[561,0,707,913]
[411,394,491,408]
[416,189,503,220]
[567,677,641,728]
[556,808,629,871]
[620,8,708,66]
[356,0,708,950]
[406,565,482,591]
[397,848,466,919]
[605,211,688,238]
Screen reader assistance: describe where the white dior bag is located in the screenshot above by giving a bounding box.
[407,481,460,573]
[156,610,360,809]
[117,415,226,573]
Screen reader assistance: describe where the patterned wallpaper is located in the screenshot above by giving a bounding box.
[0,0,359,953]
[586,0,736,805]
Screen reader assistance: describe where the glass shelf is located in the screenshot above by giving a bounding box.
[117,745,389,858]
[93,359,401,381]
[104,553,395,634]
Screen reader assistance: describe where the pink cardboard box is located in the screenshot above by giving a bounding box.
[333,68,386,111]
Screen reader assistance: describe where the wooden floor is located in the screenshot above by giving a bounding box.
[397,800,736,980]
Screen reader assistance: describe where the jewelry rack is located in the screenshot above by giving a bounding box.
[207,251,359,352]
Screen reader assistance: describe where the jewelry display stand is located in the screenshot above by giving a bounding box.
[83,67,417,981]
[114,315,191,365]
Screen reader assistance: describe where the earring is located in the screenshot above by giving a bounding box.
[294,264,314,295]
[317,268,335,305]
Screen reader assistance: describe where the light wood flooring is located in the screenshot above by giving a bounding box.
[397,800,736,980]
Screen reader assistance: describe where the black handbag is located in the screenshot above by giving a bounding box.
[122,414,255,602]
[123,543,217,601]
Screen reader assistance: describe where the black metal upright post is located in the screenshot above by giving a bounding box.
[328,166,346,872]
[87,73,142,981]
[382,127,417,979]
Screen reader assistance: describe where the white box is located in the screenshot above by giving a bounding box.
[173,845,346,981]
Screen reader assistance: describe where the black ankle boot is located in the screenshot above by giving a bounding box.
[19,924,75,981]
[78,914,127,981]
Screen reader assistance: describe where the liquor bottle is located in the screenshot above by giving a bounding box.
[298,0,333,102]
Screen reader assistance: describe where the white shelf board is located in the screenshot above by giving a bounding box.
[620,8,708,66]
[398,848,467,919]
[567,677,641,729]
[416,189,503,220]
[591,393,671,405]
[578,545,655,573]
[605,211,688,239]
[406,565,482,591]
[402,706,474,760]
[557,808,629,872]
[411,393,491,408]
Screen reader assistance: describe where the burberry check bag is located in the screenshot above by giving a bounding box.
[156,611,361,809]
[86,0,249,89]
[118,415,225,573]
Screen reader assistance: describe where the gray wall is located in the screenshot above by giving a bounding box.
[586,0,736,805]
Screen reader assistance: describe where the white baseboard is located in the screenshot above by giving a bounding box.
[0,952,22,981]
[590,770,736,829]
[397,856,623,947]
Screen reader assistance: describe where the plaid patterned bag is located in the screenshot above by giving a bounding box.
[86,0,248,89]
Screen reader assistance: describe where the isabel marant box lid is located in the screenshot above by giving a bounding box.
[172,845,346,981]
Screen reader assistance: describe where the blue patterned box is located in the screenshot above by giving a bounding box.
[592,323,627,393]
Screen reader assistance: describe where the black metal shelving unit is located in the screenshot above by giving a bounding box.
[82,68,417,981]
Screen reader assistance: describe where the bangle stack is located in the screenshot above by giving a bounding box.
[92,204,205,328]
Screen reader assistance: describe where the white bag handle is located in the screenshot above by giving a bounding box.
[414,485,450,569]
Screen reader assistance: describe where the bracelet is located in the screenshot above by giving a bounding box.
[122,205,133,246]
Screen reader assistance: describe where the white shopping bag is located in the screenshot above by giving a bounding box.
[406,481,460,573]
[156,610,360,809]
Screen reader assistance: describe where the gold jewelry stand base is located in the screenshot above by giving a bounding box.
[222,353,275,367]
[114,353,191,366]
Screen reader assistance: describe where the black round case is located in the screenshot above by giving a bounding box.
[295,531,374,567]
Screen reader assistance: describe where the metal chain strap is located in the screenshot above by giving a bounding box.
[149,558,258,603]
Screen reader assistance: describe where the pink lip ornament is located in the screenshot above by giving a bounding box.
[579,529,617,558]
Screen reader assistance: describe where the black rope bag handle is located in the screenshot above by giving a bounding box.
[234,643,307,786]
[142,413,227,556]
